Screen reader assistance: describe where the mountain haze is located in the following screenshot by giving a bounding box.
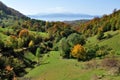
[28,13,97,21]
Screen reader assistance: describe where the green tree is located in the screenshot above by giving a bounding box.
[58,38,70,58]
[97,31,104,40]
[36,47,41,64]
[67,33,85,47]
[0,40,4,49]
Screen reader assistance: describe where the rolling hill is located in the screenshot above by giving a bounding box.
[0,1,120,80]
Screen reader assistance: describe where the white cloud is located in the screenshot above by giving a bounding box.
[47,7,67,13]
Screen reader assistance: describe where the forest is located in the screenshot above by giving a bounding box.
[0,1,120,80]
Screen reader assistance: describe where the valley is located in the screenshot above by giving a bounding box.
[0,1,120,80]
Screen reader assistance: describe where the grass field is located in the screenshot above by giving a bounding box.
[25,51,120,80]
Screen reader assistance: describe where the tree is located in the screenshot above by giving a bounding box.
[86,44,99,60]
[36,47,41,64]
[71,44,86,61]
[67,33,85,47]
[19,29,29,38]
[28,40,34,48]
[0,40,4,49]
[58,38,70,58]
[97,31,104,40]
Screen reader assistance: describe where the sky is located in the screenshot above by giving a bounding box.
[0,0,120,15]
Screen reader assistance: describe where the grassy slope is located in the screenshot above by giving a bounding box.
[87,30,120,54]
[25,30,120,80]
[26,51,105,80]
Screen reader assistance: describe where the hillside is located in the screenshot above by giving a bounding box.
[74,9,120,37]
[64,19,89,27]
[0,1,120,80]
[0,1,26,18]
[0,2,76,80]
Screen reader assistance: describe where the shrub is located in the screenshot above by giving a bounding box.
[86,45,99,60]
[36,47,41,64]
[106,33,112,39]
[0,40,4,49]
[19,29,29,38]
[58,38,70,58]
[86,45,112,60]
[71,44,86,61]
[28,40,34,48]
[67,33,86,47]
[97,31,104,40]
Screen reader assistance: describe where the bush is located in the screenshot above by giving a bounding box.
[97,31,104,40]
[28,40,34,48]
[106,33,112,39]
[86,45,99,60]
[86,45,112,60]
[0,40,4,49]
[67,33,86,47]
[71,44,86,61]
[58,38,70,58]
[19,29,29,38]
[0,56,25,79]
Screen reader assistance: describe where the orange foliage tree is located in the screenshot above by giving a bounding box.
[71,44,86,60]
[19,29,29,38]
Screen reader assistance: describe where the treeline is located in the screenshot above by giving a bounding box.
[75,9,120,37]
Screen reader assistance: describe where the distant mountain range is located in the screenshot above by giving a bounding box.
[0,0,99,21]
[28,13,99,21]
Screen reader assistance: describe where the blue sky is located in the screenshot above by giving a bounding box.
[1,0,120,15]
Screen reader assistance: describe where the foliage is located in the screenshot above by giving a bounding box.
[36,47,41,64]
[19,29,29,38]
[0,40,4,49]
[0,56,25,79]
[28,40,34,48]
[97,31,104,40]
[67,33,85,47]
[58,38,70,58]
[76,10,120,37]
[85,44,112,60]
[71,44,86,61]
[86,45,99,60]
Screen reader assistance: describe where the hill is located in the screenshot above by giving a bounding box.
[64,19,89,27]
[0,1,26,18]
[0,1,120,80]
[73,9,120,37]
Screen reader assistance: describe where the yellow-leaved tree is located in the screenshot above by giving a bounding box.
[28,40,34,48]
[71,44,86,61]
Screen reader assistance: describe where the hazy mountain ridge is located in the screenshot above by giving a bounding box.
[29,13,95,17]
[28,13,99,21]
